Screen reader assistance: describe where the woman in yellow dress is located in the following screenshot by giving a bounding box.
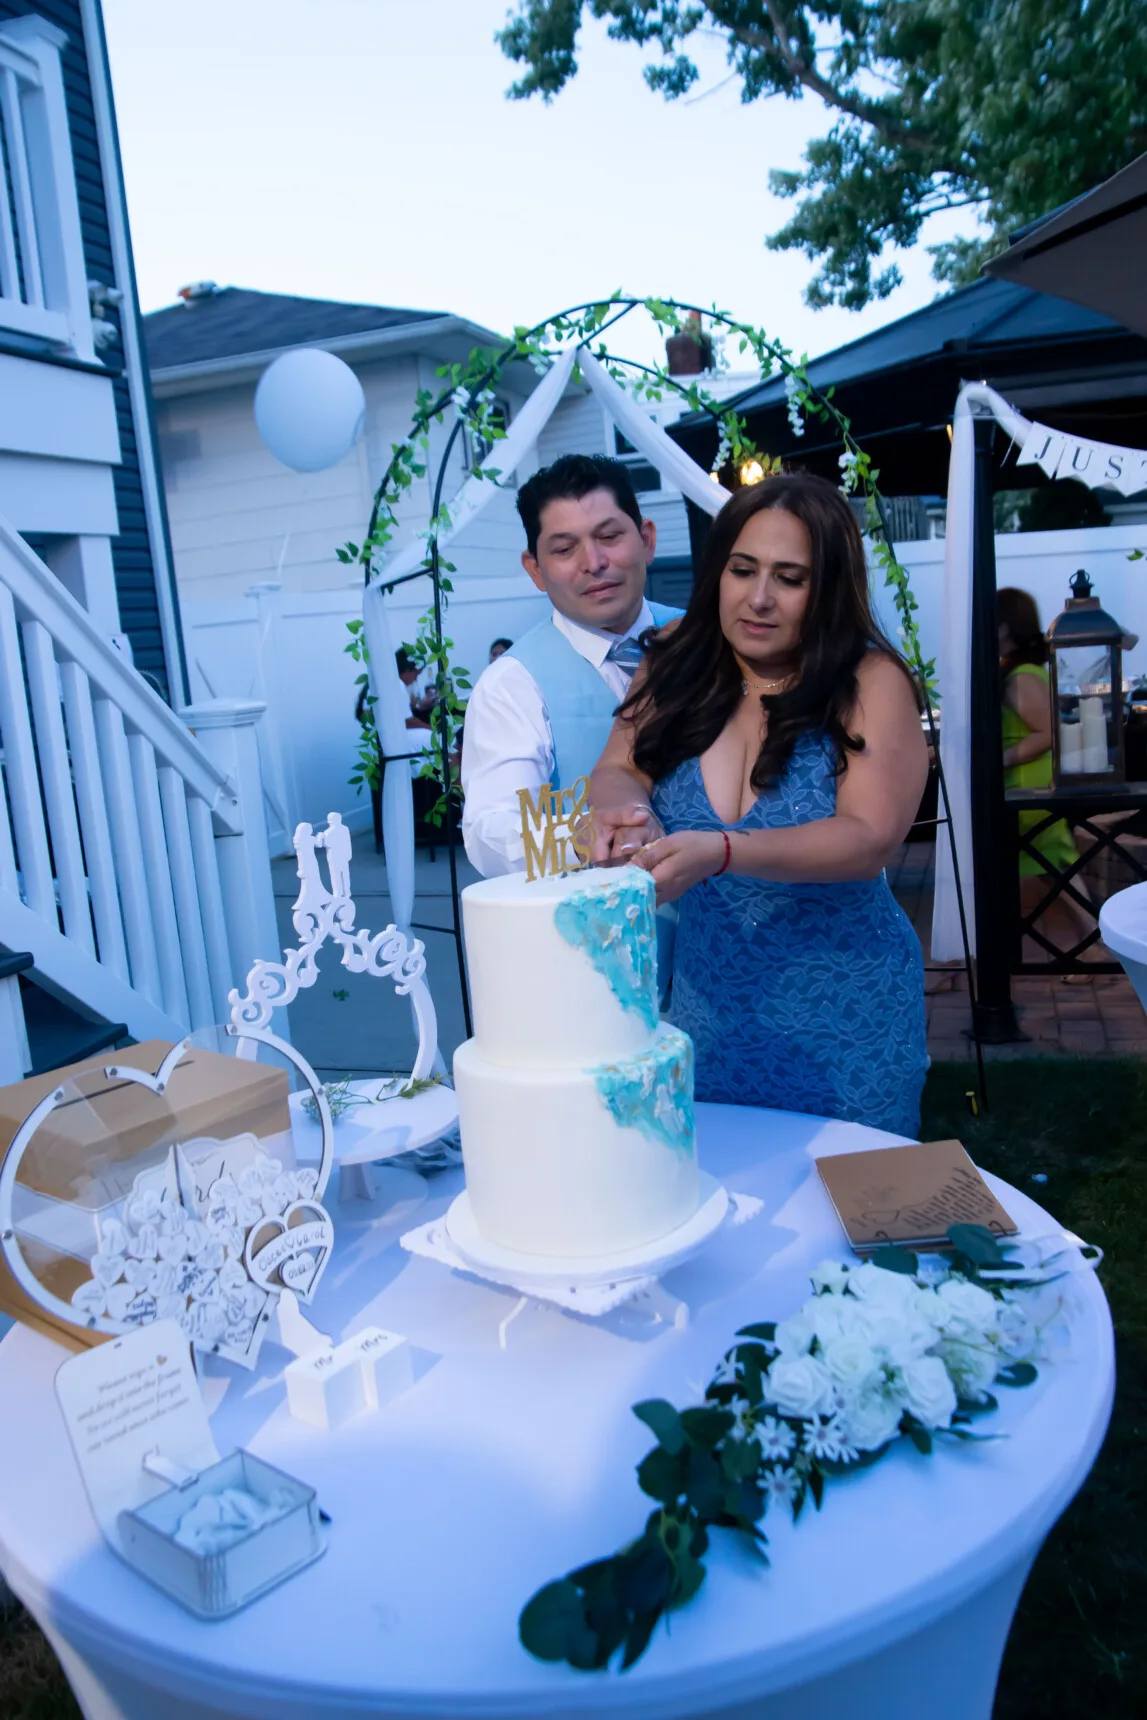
[998,587,1096,964]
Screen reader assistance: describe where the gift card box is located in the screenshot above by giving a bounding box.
[0,1043,293,1350]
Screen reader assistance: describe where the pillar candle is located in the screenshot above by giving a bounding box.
[1059,722,1084,772]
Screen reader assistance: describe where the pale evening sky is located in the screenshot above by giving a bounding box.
[102,0,980,370]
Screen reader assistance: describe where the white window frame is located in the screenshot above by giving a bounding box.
[0,16,95,361]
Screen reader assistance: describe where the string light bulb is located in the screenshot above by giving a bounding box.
[740,459,765,486]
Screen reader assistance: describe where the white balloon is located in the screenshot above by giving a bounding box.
[254,348,366,473]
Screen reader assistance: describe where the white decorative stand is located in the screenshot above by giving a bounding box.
[400,1189,762,1346]
[228,814,457,1202]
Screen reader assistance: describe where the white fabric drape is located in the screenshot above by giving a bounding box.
[363,342,730,939]
[930,379,1134,960]
[577,348,732,518]
[362,346,579,928]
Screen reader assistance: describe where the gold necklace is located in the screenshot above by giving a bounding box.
[742,670,796,697]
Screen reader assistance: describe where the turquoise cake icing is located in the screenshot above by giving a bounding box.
[589,1030,695,1154]
[552,872,658,1031]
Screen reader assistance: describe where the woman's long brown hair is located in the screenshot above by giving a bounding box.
[997,586,1048,675]
[621,470,917,791]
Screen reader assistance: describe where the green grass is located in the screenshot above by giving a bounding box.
[1,1056,1143,1717]
[923,1059,1147,1718]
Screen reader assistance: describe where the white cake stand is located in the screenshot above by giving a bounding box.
[443,1171,730,1292]
[289,1081,460,1202]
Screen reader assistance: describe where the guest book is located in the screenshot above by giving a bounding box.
[815,1139,1018,1253]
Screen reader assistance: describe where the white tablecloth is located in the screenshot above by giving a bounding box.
[0,1105,1114,1720]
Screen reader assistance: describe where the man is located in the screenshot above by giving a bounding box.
[461,454,682,876]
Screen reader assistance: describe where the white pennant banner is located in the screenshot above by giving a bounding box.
[1015,421,1147,495]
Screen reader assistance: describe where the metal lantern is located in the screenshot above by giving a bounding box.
[1047,569,1126,785]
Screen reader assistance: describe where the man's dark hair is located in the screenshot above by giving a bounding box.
[516,454,643,558]
[395,647,416,676]
[490,637,513,653]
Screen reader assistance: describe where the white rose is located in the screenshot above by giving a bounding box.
[774,1310,817,1357]
[821,1336,880,1393]
[766,1355,835,1419]
[853,1307,935,1365]
[848,1263,919,1309]
[900,1356,958,1429]
[934,1278,998,1337]
[808,1297,847,1344]
[939,1339,999,1403]
[810,1261,852,1295]
[842,1388,904,1452]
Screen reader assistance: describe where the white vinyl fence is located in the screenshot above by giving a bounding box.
[873,524,1147,681]
[183,575,549,853]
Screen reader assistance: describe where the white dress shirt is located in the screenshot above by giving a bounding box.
[461,601,655,877]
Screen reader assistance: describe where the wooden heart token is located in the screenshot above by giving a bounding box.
[244,1201,333,1306]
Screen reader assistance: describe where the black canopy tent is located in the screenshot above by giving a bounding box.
[668,277,1147,502]
[983,151,1147,340]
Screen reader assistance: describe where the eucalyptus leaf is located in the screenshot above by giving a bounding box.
[637,1446,686,1505]
[948,1224,1009,1267]
[870,1244,919,1275]
[633,1399,685,1454]
[679,1406,734,1449]
[518,1579,585,1662]
[996,1361,1038,1388]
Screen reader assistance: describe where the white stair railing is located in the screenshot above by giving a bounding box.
[0,514,276,1046]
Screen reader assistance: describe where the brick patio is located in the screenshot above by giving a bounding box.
[888,841,1147,1060]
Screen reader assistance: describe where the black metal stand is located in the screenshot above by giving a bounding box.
[872,496,988,1112]
[968,416,1025,1045]
[1009,783,1147,972]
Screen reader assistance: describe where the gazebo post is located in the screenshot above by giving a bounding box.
[969,413,1023,1042]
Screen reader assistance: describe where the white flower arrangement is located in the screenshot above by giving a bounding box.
[521,1224,1097,1676]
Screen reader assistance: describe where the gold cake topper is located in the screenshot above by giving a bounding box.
[518,775,597,882]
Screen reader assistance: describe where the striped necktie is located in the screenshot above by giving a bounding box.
[605,634,644,678]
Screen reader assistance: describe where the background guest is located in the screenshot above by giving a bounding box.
[589,471,928,1137]
[488,637,513,663]
[998,586,1100,969]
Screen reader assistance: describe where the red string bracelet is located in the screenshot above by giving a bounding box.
[712,831,732,878]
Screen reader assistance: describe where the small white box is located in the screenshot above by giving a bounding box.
[118,1450,323,1620]
[348,1326,414,1410]
[284,1326,412,1431]
[284,1343,367,1431]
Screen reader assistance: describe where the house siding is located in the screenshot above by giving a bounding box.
[0,0,174,698]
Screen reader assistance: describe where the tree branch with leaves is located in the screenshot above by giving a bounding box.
[497,1,1147,309]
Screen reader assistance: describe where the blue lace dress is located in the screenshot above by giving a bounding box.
[651,731,927,1137]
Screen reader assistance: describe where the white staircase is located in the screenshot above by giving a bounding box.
[0,513,279,1078]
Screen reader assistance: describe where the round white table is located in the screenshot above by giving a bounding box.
[1099,881,1147,1010]
[0,1105,1114,1720]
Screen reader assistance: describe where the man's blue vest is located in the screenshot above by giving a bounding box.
[508,602,681,789]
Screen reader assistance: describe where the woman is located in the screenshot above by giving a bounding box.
[589,472,928,1137]
[998,587,1092,963]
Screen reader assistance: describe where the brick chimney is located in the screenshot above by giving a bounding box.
[665,310,713,376]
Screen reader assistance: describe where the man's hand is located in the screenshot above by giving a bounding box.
[636,830,727,903]
[589,804,665,865]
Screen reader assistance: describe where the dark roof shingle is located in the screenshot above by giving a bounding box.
[141,286,445,371]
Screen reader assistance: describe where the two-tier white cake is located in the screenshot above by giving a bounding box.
[452,865,699,1258]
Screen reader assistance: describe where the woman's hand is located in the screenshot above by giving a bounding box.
[637,830,727,903]
[589,804,665,864]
